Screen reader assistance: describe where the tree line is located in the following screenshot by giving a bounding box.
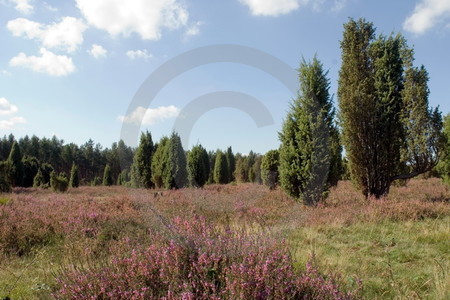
[0,131,268,192]
[1,18,449,205]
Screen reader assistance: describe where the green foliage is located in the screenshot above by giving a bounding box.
[130,131,154,188]
[103,164,113,186]
[261,149,280,190]
[50,172,69,192]
[165,132,187,189]
[436,114,450,185]
[22,156,40,188]
[151,136,170,189]
[252,155,262,184]
[187,144,210,187]
[235,154,248,183]
[279,56,338,205]
[40,163,54,185]
[0,161,12,193]
[7,142,23,187]
[69,163,80,188]
[91,177,102,187]
[117,168,130,186]
[213,150,228,184]
[33,168,45,188]
[247,151,256,183]
[338,18,443,199]
[207,151,216,184]
[400,66,444,179]
[225,147,235,183]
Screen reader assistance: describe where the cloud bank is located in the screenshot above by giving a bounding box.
[119,105,180,125]
[76,0,189,40]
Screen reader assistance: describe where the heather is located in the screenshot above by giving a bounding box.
[1,179,449,299]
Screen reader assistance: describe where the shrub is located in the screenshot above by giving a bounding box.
[261,149,280,190]
[50,172,69,192]
[103,164,114,186]
[54,217,356,299]
[69,163,80,188]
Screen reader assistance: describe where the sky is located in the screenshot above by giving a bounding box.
[1,0,450,154]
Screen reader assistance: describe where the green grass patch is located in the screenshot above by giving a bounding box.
[289,216,450,299]
[0,197,11,205]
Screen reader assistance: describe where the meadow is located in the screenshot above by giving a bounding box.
[0,179,448,299]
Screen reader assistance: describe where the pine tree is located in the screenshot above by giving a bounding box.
[69,163,80,188]
[261,149,280,190]
[103,164,113,186]
[338,18,443,199]
[187,144,210,187]
[213,150,228,184]
[279,56,339,205]
[131,131,154,188]
[7,141,23,187]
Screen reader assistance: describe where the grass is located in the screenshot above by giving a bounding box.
[0,179,448,299]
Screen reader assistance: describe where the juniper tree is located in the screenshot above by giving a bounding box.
[261,149,280,190]
[187,144,210,187]
[0,161,12,192]
[163,132,188,189]
[131,131,155,188]
[279,56,341,205]
[22,156,40,187]
[338,18,443,199]
[7,141,23,187]
[69,163,80,188]
[33,169,44,188]
[151,136,170,188]
[225,147,235,183]
[437,114,450,185]
[103,164,113,186]
[214,150,228,184]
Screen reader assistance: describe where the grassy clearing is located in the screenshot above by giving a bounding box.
[0,179,448,299]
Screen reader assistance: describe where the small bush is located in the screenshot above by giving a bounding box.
[50,172,69,193]
[54,217,356,299]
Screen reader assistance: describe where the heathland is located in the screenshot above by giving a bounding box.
[1,178,448,299]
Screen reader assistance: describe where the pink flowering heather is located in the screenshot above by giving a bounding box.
[54,217,357,299]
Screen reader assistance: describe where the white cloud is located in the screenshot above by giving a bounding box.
[0,116,26,129]
[0,98,26,129]
[9,0,33,14]
[239,0,349,16]
[185,21,203,37]
[76,0,189,40]
[404,0,450,34]
[119,105,180,125]
[89,44,107,59]
[9,48,75,76]
[239,0,302,16]
[7,17,87,53]
[0,98,18,115]
[1,70,12,76]
[126,49,152,60]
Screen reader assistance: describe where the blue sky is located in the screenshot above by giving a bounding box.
[1,0,449,154]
